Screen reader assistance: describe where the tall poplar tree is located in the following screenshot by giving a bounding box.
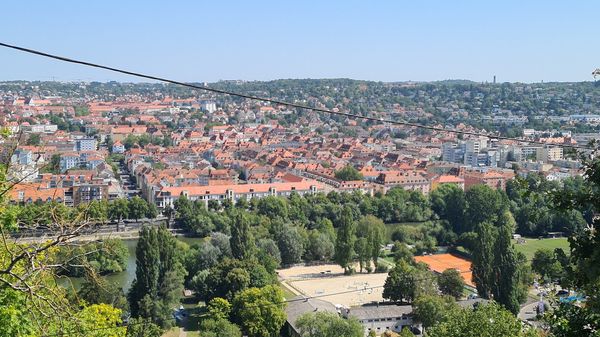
[492,224,525,314]
[471,221,496,299]
[230,211,254,260]
[128,226,185,328]
[335,206,356,273]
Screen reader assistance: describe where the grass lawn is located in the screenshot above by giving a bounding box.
[161,328,179,337]
[380,256,395,266]
[384,222,427,241]
[279,283,298,300]
[513,237,570,260]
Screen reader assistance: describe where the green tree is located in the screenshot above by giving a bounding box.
[232,285,286,337]
[199,318,242,337]
[398,327,416,337]
[277,225,305,265]
[356,215,385,269]
[334,165,364,181]
[426,303,538,337]
[26,133,41,146]
[464,185,508,232]
[207,297,232,320]
[230,211,254,260]
[203,258,275,301]
[335,206,356,273]
[68,303,126,337]
[412,295,458,330]
[257,196,288,219]
[0,288,34,336]
[382,260,435,304]
[128,196,149,221]
[41,153,61,174]
[531,248,562,281]
[146,202,158,219]
[355,236,371,272]
[82,200,108,222]
[471,222,496,299]
[393,242,414,263]
[78,275,128,311]
[492,224,526,315]
[544,157,600,335]
[108,198,129,225]
[430,184,465,233]
[296,311,363,337]
[257,238,282,269]
[128,226,185,328]
[58,238,129,276]
[125,317,162,337]
[438,268,465,299]
[305,230,334,261]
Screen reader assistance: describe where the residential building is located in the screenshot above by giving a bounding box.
[200,100,217,113]
[75,137,97,151]
[375,171,430,195]
[11,149,33,165]
[536,146,563,163]
[60,153,80,172]
[154,181,321,209]
[463,170,513,191]
[72,184,109,205]
[112,141,125,153]
[430,174,465,191]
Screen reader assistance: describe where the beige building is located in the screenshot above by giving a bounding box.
[536,147,563,163]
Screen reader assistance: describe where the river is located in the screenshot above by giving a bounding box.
[64,237,204,292]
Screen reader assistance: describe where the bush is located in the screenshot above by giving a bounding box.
[344,267,356,275]
[375,264,389,273]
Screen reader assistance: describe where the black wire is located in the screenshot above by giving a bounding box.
[0,41,592,150]
[0,41,559,335]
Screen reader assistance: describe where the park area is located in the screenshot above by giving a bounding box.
[512,237,570,260]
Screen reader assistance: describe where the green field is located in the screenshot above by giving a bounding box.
[279,283,298,300]
[513,237,570,260]
[384,222,427,242]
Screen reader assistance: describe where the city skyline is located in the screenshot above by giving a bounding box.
[0,1,598,84]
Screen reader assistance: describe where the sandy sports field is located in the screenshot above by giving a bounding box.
[279,263,388,307]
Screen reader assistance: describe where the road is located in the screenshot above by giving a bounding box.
[9,217,175,243]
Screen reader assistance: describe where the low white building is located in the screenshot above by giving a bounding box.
[341,305,421,336]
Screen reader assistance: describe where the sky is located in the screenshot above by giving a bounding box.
[0,1,598,83]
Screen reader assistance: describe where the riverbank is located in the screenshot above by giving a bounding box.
[12,230,140,244]
[10,227,184,244]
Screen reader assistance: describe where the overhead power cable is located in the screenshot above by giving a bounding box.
[0,41,593,150]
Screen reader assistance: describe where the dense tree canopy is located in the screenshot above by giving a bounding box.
[296,311,364,337]
[334,165,364,181]
[426,303,539,337]
[232,285,286,337]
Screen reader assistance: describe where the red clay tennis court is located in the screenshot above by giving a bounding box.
[414,253,474,287]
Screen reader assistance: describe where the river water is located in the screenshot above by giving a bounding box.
[64,237,204,292]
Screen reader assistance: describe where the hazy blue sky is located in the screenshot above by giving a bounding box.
[0,1,598,83]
